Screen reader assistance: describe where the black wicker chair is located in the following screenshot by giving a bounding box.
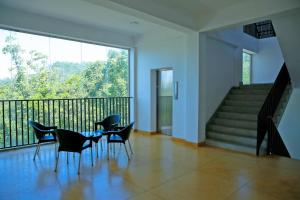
[29,120,57,161]
[94,114,121,156]
[55,129,93,174]
[107,122,134,160]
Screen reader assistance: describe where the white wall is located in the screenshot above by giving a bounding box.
[272,8,300,88]
[252,37,284,83]
[278,89,300,160]
[208,27,259,53]
[202,28,259,122]
[135,32,186,137]
[205,37,237,121]
[135,30,201,143]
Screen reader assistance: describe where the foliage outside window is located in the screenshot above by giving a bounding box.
[0,29,129,100]
[242,51,252,85]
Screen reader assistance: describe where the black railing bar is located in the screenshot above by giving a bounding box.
[67,99,70,130]
[0,96,133,102]
[15,101,18,146]
[21,101,24,146]
[9,101,12,147]
[2,101,5,148]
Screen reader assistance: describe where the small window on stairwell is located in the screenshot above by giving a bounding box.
[242,51,252,85]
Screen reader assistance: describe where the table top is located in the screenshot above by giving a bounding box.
[81,130,104,143]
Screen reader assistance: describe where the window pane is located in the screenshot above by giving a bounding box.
[242,52,251,85]
[0,28,129,100]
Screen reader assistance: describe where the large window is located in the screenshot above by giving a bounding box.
[242,51,252,85]
[0,29,129,100]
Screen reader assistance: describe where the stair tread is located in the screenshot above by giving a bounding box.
[206,139,258,154]
[205,83,276,155]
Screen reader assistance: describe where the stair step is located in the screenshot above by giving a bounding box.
[206,139,267,155]
[227,94,266,101]
[220,106,260,114]
[207,131,267,148]
[237,84,273,90]
[224,100,263,107]
[207,124,257,138]
[216,112,257,121]
[206,84,274,155]
[231,88,270,95]
[213,118,257,129]
[206,139,258,154]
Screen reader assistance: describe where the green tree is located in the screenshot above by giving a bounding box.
[104,50,128,97]
[2,35,29,98]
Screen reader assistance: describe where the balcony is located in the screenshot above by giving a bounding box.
[0,97,132,149]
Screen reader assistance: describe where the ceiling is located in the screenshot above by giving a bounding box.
[0,0,299,37]
[0,0,174,37]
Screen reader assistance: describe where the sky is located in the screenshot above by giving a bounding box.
[0,29,122,79]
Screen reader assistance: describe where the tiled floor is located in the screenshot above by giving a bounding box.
[0,132,300,200]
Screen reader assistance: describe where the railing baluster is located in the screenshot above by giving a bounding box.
[21,101,24,145]
[15,101,18,147]
[58,100,61,128]
[43,100,45,125]
[95,98,98,123]
[48,100,50,126]
[84,99,87,132]
[63,100,66,129]
[80,99,83,132]
[8,101,12,147]
[32,101,35,143]
[26,101,29,145]
[72,99,74,131]
[92,98,94,130]
[2,101,5,148]
[87,99,91,131]
[52,100,55,127]
[76,99,79,132]
[67,99,70,130]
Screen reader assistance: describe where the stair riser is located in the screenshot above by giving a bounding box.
[213,119,257,129]
[207,125,257,138]
[227,95,266,101]
[207,132,267,148]
[231,89,269,95]
[220,106,259,114]
[217,112,257,121]
[224,100,262,107]
[206,139,267,155]
[237,84,273,90]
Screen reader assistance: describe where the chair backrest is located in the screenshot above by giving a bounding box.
[56,129,87,153]
[29,120,48,139]
[101,114,121,131]
[120,122,134,141]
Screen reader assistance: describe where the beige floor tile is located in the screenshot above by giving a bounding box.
[0,133,300,200]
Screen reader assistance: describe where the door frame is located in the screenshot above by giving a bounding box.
[151,67,173,134]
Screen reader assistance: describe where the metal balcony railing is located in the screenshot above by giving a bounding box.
[0,97,132,149]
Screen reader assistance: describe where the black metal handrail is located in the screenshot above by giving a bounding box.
[257,63,290,156]
[0,97,132,149]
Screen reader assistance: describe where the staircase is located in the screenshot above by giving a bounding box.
[206,83,291,155]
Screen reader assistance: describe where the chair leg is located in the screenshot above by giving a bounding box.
[124,143,130,160]
[54,152,60,172]
[100,139,103,151]
[78,153,82,175]
[128,140,133,155]
[96,142,99,158]
[107,143,109,160]
[113,143,115,155]
[91,147,93,166]
[33,143,40,161]
[54,142,58,157]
